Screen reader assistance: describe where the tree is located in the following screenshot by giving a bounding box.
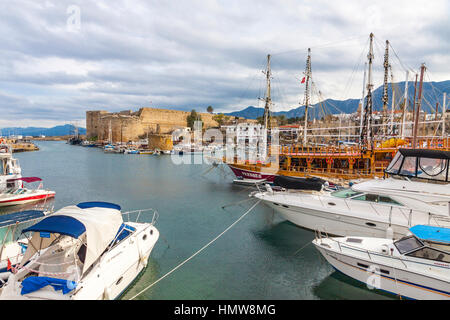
[212,113,230,127]
[187,109,202,130]
[207,105,214,113]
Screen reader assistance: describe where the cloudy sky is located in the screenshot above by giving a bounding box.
[0,0,449,127]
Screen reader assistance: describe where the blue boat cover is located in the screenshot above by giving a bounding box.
[76,201,121,211]
[0,210,45,228]
[21,276,77,295]
[22,215,86,238]
[410,225,450,244]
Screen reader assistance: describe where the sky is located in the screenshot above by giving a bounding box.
[0,0,449,128]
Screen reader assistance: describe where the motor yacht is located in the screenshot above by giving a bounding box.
[0,201,159,300]
[252,149,450,238]
[313,225,450,299]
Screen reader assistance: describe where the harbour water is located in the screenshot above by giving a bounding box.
[1,141,393,300]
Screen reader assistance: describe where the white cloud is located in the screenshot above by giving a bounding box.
[0,0,448,127]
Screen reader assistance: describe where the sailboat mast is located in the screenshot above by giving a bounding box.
[412,63,426,148]
[263,54,272,130]
[400,70,409,139]
[303,48,311,145]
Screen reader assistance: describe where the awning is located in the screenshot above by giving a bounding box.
[22,215,86,238]
[0,210,45,229]
[410,225,450,244]
[398,149,450,160]
[6,177,42,183]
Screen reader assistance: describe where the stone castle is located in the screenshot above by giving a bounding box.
[86,107,219,142]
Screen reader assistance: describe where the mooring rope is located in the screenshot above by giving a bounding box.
[128,199,261,300]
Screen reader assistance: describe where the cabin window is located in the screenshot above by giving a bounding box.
[352,194,378,202]
[406,247,450,263]
[378,196,403,206]
[331,189,362,199]
[386,152,403,174]
[399,157,417,176]
[352,194,403,206]
[394,236,423,254]
[417,157,448,181]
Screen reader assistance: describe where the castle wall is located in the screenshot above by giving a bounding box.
[86,107,219,142]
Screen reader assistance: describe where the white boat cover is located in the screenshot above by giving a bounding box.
[20,205,123,275]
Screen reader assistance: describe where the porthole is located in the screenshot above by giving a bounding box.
[116,276,123,286]
[143,234,147,240]
[150,229,153,235]
[282,205,289,208]
[365,222,376,227]
[273,203,279,206]
[328,202,336,206]
[357,262,369,269]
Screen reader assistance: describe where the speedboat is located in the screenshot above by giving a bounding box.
[0,201,159,300]
[124,149,140,154]
[252,149,450,238]
[313,225,450,299]
[0,177,55,207]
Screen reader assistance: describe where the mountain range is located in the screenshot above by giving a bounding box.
[0,124,86,137]
[225,80,450,119]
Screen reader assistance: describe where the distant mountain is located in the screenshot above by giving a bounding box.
[225,80,450,119]
[0,124,86,137]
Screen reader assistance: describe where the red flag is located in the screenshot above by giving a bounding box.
[301,77,306,84]
[7,258,11,271]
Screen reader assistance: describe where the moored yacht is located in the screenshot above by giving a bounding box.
[252,149,450,238]
[0,177,55,207]
[0,145,22,193]
[313,225,450,299]
[0,201,159,300]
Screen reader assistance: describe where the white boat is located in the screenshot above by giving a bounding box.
[0,177,55,207]
[313,225,450,299]
[0,144,22,193]
[252,149,450,238]
[0,201,159,300]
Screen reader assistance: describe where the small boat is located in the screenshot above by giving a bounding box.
[313,225,450,299]
[124,149,140,154]
[0,201,159,300]
[0,178,55,207]
[103,145,122,153]
[138,150,154,155]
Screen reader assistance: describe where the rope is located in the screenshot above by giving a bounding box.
[291,241,311,256]
[128,200,261,300]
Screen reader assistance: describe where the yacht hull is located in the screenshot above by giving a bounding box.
[314,243,450,300]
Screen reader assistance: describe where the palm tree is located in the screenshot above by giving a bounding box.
[207,105,214,113]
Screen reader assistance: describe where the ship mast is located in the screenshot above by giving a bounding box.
[400,70,409,139]
[359,62,368,137]
[360,33,374,152]
[303,48,311,145]
[262,54,272,130]
[382,40,390,136]
[412,63,426,148]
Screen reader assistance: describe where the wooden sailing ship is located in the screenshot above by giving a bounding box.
[226,33,449,184]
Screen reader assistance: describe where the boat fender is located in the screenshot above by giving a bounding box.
[103,283,112,300]
[385,226,394,240]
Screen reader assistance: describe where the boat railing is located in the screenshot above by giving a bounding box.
[122,208,159,225]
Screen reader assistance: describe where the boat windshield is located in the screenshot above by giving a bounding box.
[406,246,450,263]
[385,149,449,182]
[331,188,362,198]
[394,236,423,254]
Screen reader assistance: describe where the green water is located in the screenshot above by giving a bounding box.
[0,141,393,300]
